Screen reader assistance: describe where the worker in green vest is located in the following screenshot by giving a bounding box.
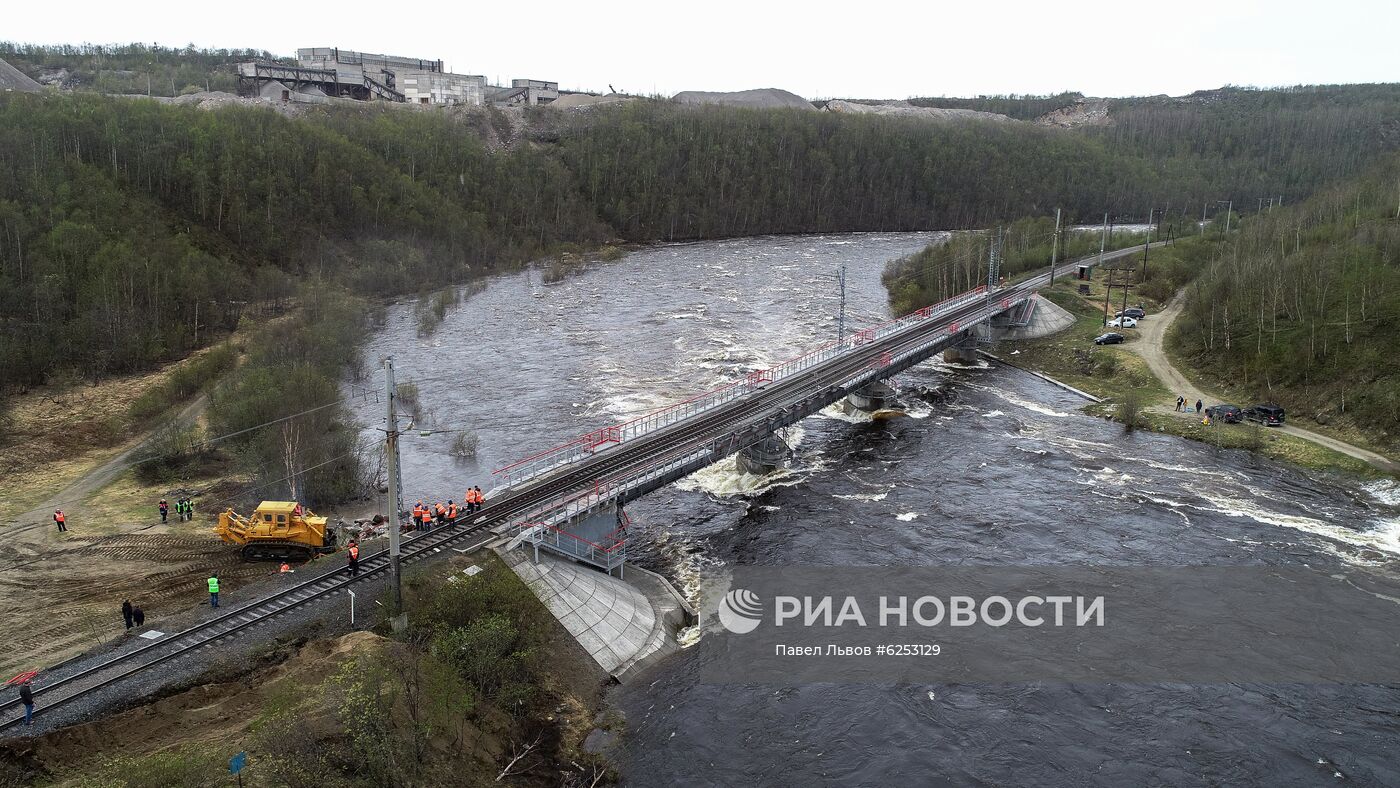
[207,574,220,608]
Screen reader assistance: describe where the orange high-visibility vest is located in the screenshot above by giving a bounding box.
[54,512,65,523]
[435,504,445,516]
[348,545,359,560]
[420,509,431,524]
[447,504,457,518]
[411,504,423,518]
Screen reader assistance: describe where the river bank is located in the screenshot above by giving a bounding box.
[996,281,1389,478]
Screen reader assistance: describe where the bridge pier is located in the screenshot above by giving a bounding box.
[942,335,981,364]
[847,380,898,412]
[736,433,791,475]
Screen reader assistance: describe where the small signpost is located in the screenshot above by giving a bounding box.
[229,751,247,786]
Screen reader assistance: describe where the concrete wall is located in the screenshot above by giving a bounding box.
[401,71,486,106]
[257,80,331,104]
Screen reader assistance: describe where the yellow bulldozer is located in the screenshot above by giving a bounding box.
[216,501,339,561]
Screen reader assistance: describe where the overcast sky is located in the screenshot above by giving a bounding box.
[6,0,1396,98]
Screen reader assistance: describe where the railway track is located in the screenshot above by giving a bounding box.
[0,249,1149,733]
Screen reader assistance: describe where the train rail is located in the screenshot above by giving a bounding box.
[0,252,1120,733]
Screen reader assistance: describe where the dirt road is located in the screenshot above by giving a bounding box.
[0,394,239,677]
[1130,293,1399,474]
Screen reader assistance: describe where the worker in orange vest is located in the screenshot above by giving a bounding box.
[419,506,432,529]
[346,541,360,577]
[447,500,458,521]
[279,562,291,573]
[473,486,485,510]
[54,509,67,533]
[434,502,446,525]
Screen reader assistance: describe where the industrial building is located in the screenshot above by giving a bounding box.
[237,46,551,108]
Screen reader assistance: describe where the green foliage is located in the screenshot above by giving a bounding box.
[133,421,212,484]
[905,92,1084,120]
[0,41,288,96]
[3,79,1399,395]
[1118,388,1143,432]
[205,287,366,505]
[1171,154,1400,445]
[416,287,460,337]
[129,342,238,421]
[882,217,1147,313]
[70,745,227,787]
[413,563,546,707]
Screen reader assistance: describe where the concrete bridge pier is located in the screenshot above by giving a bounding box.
[736,433,791,475]
[942,333,982,364]
[847,380,898,412]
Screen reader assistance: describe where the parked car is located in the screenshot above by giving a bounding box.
[1205,404,1243,423]
[1115,307,1147,319]
[1243,404,1286,426]
[1093,332,1125,345]
[1107,316,1138,328]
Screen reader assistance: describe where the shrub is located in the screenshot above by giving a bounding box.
[450,430,478,458]
[395,382,422,421]
[129,342,238,422]
[1118,388,1143,432]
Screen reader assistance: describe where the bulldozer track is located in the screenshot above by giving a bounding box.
[0,515,502,733]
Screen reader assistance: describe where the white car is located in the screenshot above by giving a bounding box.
[1107,316,1138,328]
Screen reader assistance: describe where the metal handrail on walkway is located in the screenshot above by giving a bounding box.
[492,284,991,488]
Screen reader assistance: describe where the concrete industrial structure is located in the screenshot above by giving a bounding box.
[237,46,546,107]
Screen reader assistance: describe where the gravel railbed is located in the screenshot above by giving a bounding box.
[3,529,496,737]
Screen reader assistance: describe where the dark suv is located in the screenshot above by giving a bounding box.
[1115,307,1147,319]
[1243,404,1286,426]
[1205,404,1243,423]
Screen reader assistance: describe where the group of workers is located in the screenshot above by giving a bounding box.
[157,497,195,523]
[408,487,485,531]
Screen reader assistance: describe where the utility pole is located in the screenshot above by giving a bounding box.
[1201,202,1208,235]
[1049,208,1062,284]
[383,357,406,629]
[1102,266,1114,327]
[1121,266,1133,317]
[987,227,1003,293]
[836,264,847,345]
[1142,208,1153,279]
[1096,213,1108,279]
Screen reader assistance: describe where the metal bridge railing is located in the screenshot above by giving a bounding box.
[522,521,626,571]
[492,283,996,489]
[509,290,1039,538]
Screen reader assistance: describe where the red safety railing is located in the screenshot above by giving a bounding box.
[493,283,996,487]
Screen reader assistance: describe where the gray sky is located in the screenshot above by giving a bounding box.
[6,0,1396,98]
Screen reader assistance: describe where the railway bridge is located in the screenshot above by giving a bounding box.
[0,243,1155,732]
[484,255,1094,574]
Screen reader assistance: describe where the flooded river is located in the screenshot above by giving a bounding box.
[349,233,1400,786]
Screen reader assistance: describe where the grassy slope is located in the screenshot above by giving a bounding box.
[1002,280,1377,476]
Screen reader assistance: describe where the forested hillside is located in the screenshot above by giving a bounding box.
[0,42,284,95]
[1170,156,1400,444]
[4,86,1400,388]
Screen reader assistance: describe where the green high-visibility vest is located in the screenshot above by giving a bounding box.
[208,577,219,594]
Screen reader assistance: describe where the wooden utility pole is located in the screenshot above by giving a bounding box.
[1102,265,1134,327]
[1049,208,1062,285]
